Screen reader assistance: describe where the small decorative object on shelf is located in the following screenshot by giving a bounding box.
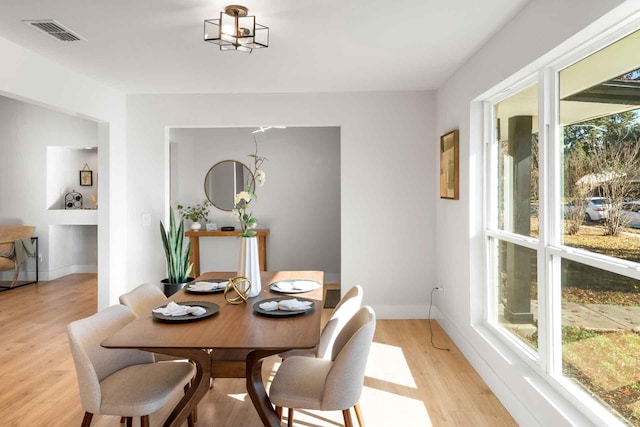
[65,190,83,209]
[80,164,93,187]
[224,276,251,304]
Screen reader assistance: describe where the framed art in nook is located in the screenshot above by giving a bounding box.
[80,170,93,186]
[440,129,459,200]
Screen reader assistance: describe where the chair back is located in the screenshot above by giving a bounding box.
[67,305,154,413]
[323,306,376,409]
[119,283,168,317]
[0,225,35,254]
[317,285,363,359]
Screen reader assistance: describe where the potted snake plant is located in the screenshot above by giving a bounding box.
[160,208,194,296]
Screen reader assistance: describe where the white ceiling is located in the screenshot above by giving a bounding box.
[0,0,528,94]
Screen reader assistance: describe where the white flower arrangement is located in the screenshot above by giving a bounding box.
[232,137,266,237]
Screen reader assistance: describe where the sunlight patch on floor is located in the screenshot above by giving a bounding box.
[227,392,248,402]
[365,342,417,388]
[360,387,432,427]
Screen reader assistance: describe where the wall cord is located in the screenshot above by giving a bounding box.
[429,287,450,351]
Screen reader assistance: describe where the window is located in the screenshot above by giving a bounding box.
[489,84,540,353]
[486,28,640,426]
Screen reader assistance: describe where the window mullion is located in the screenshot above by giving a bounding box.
[537,68,550,375]
[543,65,563,378]
[484,100,498,323]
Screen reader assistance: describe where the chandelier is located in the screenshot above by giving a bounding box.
[204,5,269,53]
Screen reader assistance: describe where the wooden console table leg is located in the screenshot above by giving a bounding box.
[258,235,267,271]
[190,235,200,278]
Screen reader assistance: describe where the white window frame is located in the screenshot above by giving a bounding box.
[484,74,541,367]
[481,11,640,426]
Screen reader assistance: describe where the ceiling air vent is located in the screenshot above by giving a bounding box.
[22,20,85,42]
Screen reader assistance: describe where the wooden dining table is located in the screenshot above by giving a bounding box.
[102,270,324,427]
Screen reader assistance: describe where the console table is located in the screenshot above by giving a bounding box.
[185,229,269,278]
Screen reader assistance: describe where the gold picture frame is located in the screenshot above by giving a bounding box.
[440,130,459,200]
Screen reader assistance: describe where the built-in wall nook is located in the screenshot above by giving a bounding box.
[46,146,99,211]
[46,146,99,225]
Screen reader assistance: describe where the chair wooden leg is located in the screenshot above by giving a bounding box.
[81,412,93,427]
[140,415,150,427]
[275,406,283,421]
[187,412,195,427]
[119,417,125,424]
[288,408,294,427]
[10,264,19,288]
[184,383,198,423]
[342,408,354,427]
[354,403,364,427]
[126,417,132,427]
[209,352,215,389]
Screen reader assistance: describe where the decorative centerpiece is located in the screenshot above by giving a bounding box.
[223,276,252,304]
[177,200,212,231]
[232,137,266,298]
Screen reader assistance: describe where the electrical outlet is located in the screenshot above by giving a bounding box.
[38,253,43,263]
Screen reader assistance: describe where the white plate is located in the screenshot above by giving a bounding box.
[185,281,228,294]
[269,280,321,294]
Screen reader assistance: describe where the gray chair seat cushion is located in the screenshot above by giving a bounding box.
[100,361,195,415]
[269,356,332,410]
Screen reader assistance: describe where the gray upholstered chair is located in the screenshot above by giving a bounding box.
[67,304,195,427]
[119,283,168,316]
[281,285,363,360]
[119,283,181,363]
[270,305,376,427]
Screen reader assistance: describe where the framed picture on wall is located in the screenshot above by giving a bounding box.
[440,129,459,200]
[80,170,93,186]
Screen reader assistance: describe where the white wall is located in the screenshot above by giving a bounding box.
[0,35,126,308]
[127,91,435,318]
[434,0,634,426]
[0,96,98,280]
[170,127,341,282]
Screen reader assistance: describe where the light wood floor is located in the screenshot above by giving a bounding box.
[0,274,517,427]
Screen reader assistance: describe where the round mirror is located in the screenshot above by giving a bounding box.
[204,160,254,211]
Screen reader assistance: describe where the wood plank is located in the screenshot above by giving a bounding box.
[0,274,516,427]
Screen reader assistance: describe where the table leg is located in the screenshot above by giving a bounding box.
[144,348,210,427]
[246,349,282,427]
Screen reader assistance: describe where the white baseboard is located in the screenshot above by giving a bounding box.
[0,264,97,282]
[0,270,38,282]
[41,264,98,281]
[370,304,430,319]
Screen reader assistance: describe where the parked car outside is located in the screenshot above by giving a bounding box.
[585,197,611,222]
[621,201,640,228]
